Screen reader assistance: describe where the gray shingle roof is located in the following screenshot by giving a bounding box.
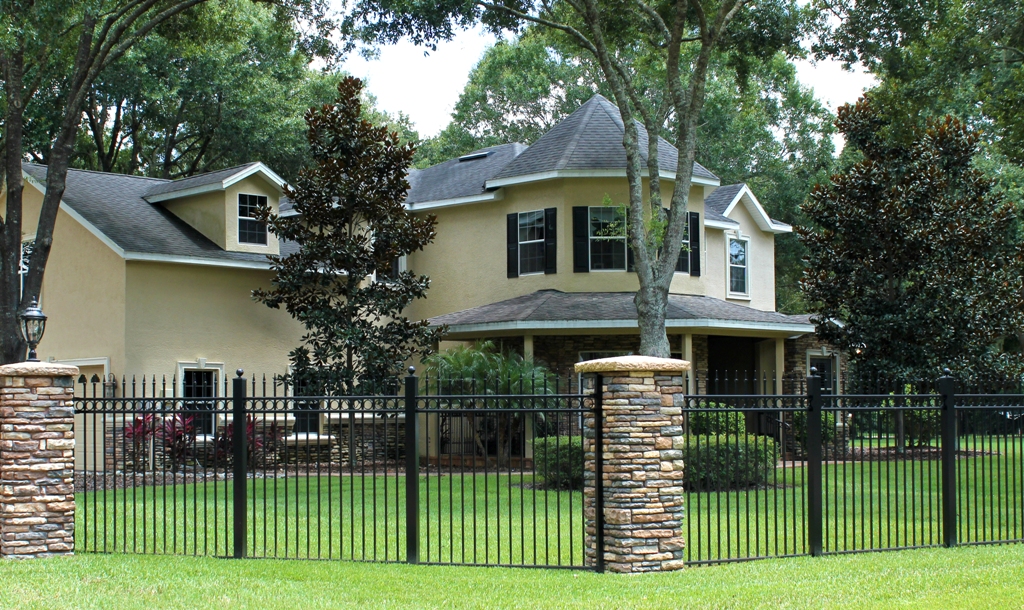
[406,144,526,204]
[142,162,261,198]
[23,163,292,265]
[490,95,718,183]
[703,183,743,227]
[428,289,812,329]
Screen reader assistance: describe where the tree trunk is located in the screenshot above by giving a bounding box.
[1,46,28,364]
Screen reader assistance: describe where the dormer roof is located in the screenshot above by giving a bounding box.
[487,94,719,187]
[142,162,285,203]
[704,183,791,234]
[22,163,295,269]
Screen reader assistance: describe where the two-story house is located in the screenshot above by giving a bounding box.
[6,94,837,397]
[403,95,822,392]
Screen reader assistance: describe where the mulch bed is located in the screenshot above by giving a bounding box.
[842,446,996,462]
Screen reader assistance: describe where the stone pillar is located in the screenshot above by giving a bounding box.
[577,355,690,573]
[0,362,79,559]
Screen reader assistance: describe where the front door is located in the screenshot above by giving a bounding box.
[809,356,837,394]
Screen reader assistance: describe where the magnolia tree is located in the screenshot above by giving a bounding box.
[255,77,442,394]
[351,0,805,356]
[800,97,1024,381]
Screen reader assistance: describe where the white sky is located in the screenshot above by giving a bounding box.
[341,26,878,139]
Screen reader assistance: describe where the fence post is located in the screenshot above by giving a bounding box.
[232,369,247,559]
[806,369,823,557]
[937,369,957,548]
[404,367,419,564]
[593,373,605,574]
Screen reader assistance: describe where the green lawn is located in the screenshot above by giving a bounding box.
[77,435,1023,567]
[77,473,585,567]
[2,545,1023,609]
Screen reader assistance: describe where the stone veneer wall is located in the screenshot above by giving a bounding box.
[580,360,688,573]
[784,334,849,389]
[0,363,79,559]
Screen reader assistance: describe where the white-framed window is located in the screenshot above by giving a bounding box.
[589,206,627,270]
[19,240,34,298]
[238,193,268,245]
[674,220,690,274]
[518,210,546,275]
[728,236,749,296]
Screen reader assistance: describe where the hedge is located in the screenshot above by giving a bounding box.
[686,402,747,436]
[682,434,779,491]
[531,436,584,490]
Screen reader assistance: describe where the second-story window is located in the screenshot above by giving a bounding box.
[238,194,268,245]
[728,236,749,295]
[507,208,556,278]
[589,206,627,270]
[19,240,34,298]
[518,210,546,275]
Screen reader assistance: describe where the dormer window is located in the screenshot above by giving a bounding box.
[238,194,268,245]
[728,236,749,296]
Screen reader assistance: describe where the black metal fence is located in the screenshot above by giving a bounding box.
[682,372,1024,565]
[73,369,1024,570]
[72,372,590,569]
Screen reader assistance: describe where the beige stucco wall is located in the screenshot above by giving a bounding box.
[6,182,128,372]
[160,174,281,256]
[123,261,303,382]
[406,177,707,321]
[704,201,776,311]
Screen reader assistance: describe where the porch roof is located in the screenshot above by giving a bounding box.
[429,290,814,336]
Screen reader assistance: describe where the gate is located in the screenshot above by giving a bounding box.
[72,371,591,569]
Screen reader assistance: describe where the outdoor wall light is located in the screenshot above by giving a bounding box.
[19,298,47,362]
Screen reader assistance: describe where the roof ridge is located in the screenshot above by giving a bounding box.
[518,290,558,321]
[556,98,600,170]
[23,162,171,183]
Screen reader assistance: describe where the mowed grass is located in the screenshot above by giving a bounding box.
[77,473,585,567]
[2,545,1023,609]
[686,435,1024,562]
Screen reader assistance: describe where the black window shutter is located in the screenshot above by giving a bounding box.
[507,213,519,278]
[544,207,557,274]
[689,211,701,277]
[572,206,589,273]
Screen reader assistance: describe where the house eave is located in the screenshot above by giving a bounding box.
[124,252,272,270]
[143,163,286,203]
[485,169,720,189]
[406,190,504,212]
[434,318,815,336]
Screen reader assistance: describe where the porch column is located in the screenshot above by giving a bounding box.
[577,355,690,573]
[775,338,785,394]
[681,334,694,395]
[523,334,534,360]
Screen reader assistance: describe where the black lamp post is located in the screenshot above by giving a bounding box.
[19,298,47,362]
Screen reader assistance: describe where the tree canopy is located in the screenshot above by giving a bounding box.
[254,77,442,393]
[800,97,1024,379]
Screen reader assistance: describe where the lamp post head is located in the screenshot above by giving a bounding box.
[19,298,47,362]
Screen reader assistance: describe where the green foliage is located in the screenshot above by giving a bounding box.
[422,340,556,396]
[682,435,779,490]
[791,410,838,452]
[531,436,584,490]
[254,77,442,394]
[687,403,747,436]
[800,98,1024,380]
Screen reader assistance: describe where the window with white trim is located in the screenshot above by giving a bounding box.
[728,237,749,295]
[238,194,268,245]
[518,210,546,275]
[588,207,627,270]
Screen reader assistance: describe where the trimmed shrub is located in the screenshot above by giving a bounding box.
[792,410,838,452]
[532,436,584,490]
[682,434,778,491]
[686,402,746,435]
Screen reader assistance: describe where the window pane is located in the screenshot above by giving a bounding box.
[590,207,625,237]
[729,239,746,266]
[238,194,268,244]
[730,267,746,293]
[590,238,626,270]
[518,210,545,243]
[520,241,546,274]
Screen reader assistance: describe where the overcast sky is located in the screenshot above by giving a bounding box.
[341,26,878,139]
